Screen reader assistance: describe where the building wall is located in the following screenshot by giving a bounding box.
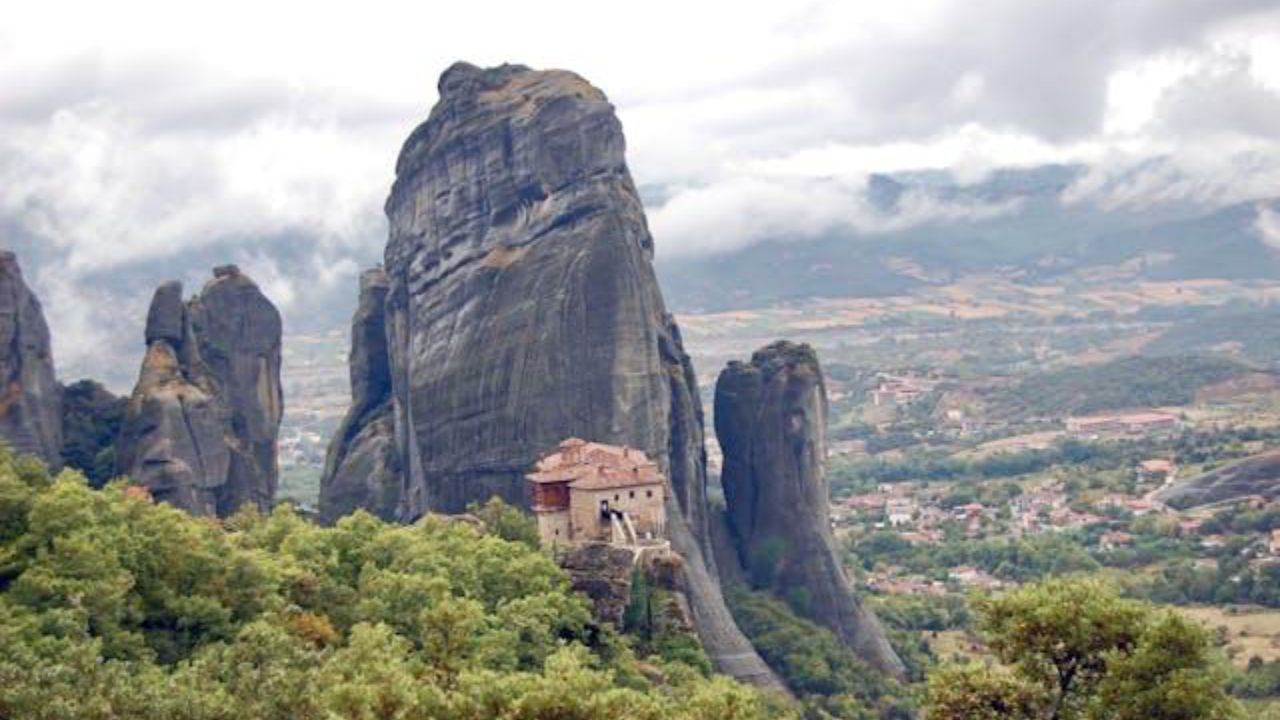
[535,509,571,547]
[568,483,665,543]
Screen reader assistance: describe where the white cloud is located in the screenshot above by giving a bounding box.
[1256,205,1280,250]
[650,174,1023,258]
[0,0,1278,373]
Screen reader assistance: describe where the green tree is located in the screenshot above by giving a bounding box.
[0,445,792,720]
[926,578,1241,720]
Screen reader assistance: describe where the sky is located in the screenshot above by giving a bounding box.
[1,0,1279,381]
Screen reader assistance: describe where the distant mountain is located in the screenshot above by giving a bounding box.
[655,164,1280,312]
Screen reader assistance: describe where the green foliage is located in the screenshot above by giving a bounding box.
[469,495,541,549]
[0,448,788,720]
[58,380,127,487]
[851,531,1099,583]
[926,664,1043,720]
[728,588,915,719]
[925,578,1242,720]
[868,593,971,633]
[749,534,789,589]
[1229,656,1280,698]
[988,355,1251,419]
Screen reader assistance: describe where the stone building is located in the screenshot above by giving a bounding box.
[526,438,666,547]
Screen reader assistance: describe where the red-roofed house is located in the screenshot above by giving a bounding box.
[526,438,667,547]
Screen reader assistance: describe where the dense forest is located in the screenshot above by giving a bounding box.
[0,448,786,720]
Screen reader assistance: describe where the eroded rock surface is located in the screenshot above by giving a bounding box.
[319,268,401,523]
[384,62,703,517]
[716,340,906,678]
[117,268,282,516]
[0,252,62,465]
[325,62,780,689]
[561,542,694,634]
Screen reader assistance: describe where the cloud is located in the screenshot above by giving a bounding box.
[1256,205,1280,250]
[650,175,1022,258]
[0,0,1278,379]
[1154,51,1280,141]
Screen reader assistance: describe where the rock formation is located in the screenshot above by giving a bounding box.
[1156,449,1280,508]
[324,62,781,690]
[560,542,693,634]
[318,268,401,523]
[117,267,282,516]
[716,341,906,678]
[0,251,62,466]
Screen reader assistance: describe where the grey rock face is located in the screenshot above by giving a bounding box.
[145,281,186,346]
[1156,449,1280,509]
[319,268,402,523]
[117,269,282,516]
[188,266,284,513]
[0,251,62,465]
[716,341,906,679]
[384,62,680,515]
[560,542,694,636]
[322,62,781,689]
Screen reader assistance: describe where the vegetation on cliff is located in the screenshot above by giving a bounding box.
[0,447,786,720]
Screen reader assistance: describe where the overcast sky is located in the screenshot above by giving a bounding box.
[2,0,1279,379]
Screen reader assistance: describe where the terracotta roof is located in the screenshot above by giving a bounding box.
[526,439,664,490]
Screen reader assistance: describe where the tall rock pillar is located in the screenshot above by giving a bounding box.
[117,267,282,516]
[324,61,782,690]
[0,251,62,466]
[716,341,906,678]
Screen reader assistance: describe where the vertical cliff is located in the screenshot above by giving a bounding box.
[188,265,284,513]
[383,62,694,516]
[324,61,781,690]
[716,341,906,678]
[318,268,401,523]
[117,267,282,516]
[0,252,62,466]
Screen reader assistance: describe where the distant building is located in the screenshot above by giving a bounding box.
[1100,531,1134,551]
[1137,459,1177,483]
[1269,529,1280,556]
[870,374,935,406]
[1066,411,1179,436]
[948,565,1003,590]
[526,438,667,548]
[886,498,916,526]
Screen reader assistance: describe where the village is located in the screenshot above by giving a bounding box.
[833,450,1280,600]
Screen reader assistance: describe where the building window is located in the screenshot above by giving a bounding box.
[646,490,653,498]
[629,490,635,499]
[614,493,619,501]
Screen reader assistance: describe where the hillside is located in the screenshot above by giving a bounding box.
[983,355,1258,420]
[655,165,1280,313]
[0,449,785,719]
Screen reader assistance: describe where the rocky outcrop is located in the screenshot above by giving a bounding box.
[318,268,401,523]
[117,268,282,516]
[561,543,693,634]
[561,542,646,627]
[1156,449,1280,508]
[0,252,62,465]
[324,62,780,690]
[716,341,906,678]
[383,62,702,518]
